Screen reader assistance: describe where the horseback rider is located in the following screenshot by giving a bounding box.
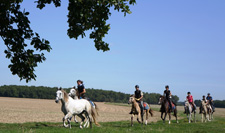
[186,92,196,112]
[77,80,86,99]
[129,85,144,115]
[199,95,207,114]
[163,85,173,112]
[206,93,215,112]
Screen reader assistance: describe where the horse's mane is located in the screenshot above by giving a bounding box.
[61,89,69,102]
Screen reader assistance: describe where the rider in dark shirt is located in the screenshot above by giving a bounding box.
[77,80,86,99]
[129,85,144,115]
[163,85,173,111]
[206,93,215,112]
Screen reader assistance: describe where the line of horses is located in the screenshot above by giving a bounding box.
[55,88,214,129]
[183,99,214,123]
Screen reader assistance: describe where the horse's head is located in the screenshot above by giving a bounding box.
[55,87,64,103]
[128,95,135,104]
[158,95,164,105]
[184,99,189,107]
[68,86,79,100]
[68,86,76,97]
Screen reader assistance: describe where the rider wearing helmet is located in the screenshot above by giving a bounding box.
[206,93,215,112]
[77,80,86,99]
[186,92,196,111]
[163,85,173,111]
[129,85,144,115]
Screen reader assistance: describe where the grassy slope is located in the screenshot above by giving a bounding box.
[0,116,224,133]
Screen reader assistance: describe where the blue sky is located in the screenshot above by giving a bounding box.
[0,0,225,101]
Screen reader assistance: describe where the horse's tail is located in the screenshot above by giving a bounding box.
[149,108,154,117]
[94,102,99,116]
[91,106,100,126]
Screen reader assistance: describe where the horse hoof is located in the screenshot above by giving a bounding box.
[64,124,69,128]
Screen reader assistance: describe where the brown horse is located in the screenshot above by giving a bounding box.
[128,95,153,126]
[158,96,178,124]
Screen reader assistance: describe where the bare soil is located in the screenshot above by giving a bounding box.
[0,97,224,123]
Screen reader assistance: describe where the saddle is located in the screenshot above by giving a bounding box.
[143,102,149,110]
[137,102,149,110]
[168,102,176,110]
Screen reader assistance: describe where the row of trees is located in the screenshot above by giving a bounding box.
[2,85,225,108]
[195,100,225,108]
[0,85,179,104]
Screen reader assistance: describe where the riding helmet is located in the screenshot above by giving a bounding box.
[135,85,139,88]
[187,92,191,94]
[165,85,169,88]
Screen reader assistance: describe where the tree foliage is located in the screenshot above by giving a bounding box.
[0,0,136,82]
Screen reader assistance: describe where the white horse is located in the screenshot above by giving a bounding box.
[184,100,196,123]
[55,88,100,129]
[68,87,79,123]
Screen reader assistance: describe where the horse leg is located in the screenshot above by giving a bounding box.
[64,112,72,129]
[131,114,134,126]
[84,111,92,128]
[174,109,178,123]
[202,113,204,123]
[63,117,69,128]
[189,112,191,123]
[206,113,208,122]
[137,112,141,123]
[168,113,171,124]
[161,112,164,120]
[163,112,167,123]
[77,114,85,129]
[83,112,89,128]
[74,115,78,123]
[145,110,148,125]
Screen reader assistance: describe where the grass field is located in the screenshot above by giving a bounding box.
[0,97,225,133]
[0,116,225,133]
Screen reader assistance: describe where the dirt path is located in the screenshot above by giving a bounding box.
[0,97,224,123]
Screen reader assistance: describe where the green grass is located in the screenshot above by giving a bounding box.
[104,102,131,107]
[104,102,160,112]
[0,117,224,133]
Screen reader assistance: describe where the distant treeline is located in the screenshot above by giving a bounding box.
[0,85,180,104]
[194,99,225,108]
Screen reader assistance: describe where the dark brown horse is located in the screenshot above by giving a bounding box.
[158,96,178,124]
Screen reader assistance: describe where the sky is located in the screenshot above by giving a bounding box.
[0,0,225,101]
